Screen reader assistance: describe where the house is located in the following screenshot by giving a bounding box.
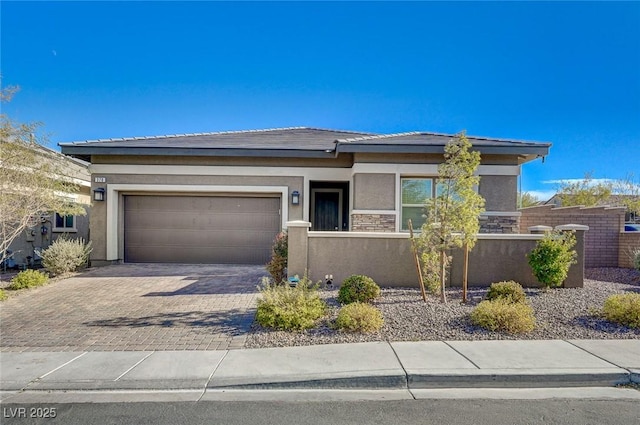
[3,146,91,269]
[545,193,639,223]
[59,127,551,266]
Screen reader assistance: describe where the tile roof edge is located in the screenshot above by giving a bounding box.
[338,130,551,145]
[60,126,376,146]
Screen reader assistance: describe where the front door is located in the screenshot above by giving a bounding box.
[311,189,342,231]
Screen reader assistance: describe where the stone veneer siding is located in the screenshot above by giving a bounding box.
[351,214,396,232]
[479,214,520,234]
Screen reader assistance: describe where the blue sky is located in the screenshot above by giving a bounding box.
[2,1,639,200]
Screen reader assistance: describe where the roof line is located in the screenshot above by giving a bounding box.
[61,126,376,146]
[337,131,421,143]
[337,130,551,146]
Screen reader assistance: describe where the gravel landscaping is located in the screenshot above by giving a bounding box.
[245,267,640,348]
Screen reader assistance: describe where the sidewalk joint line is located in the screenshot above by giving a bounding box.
[443,341,481,369]
[387,342,412,397]
[114,351,155,381]
[199,349,230,402]
[563,340,631,372]
[38,352,88,380]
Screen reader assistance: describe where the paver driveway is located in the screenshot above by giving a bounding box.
[0,264,267,352]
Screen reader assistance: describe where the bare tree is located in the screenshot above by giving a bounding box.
[1,89,86,265]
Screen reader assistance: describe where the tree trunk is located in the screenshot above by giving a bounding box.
[462,243,469,304]
[440,250,447,303]
[408,220,428,302]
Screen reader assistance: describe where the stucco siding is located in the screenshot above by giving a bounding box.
[353,173,395,210]
[479,175,518,211]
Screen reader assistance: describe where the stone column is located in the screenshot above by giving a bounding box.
[556,224,589,288]
[286,220,311,279]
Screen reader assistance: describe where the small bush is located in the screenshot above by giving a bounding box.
[0,289,7,301]
[41,237,92,276]
[486,281,526,304]
[633,248,640,271]
[602,293,640,329]
[337,275,381,304]
[334,302,384,333]
[471,299,536,334]
[266,232,288,283]
[8,269,49,290]
[527,230,577,288]
[256,276,326,331]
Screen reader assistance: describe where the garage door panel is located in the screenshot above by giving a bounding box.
[124,195,280,264]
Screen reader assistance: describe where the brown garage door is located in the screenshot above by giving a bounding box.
[124,195,281,264]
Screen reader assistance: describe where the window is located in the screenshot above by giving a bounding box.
[401,178,434,231]
[53,213,76,232]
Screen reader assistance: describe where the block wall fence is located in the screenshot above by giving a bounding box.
[519,205,632,268]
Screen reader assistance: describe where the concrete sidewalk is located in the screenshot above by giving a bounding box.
[1,340,639,402]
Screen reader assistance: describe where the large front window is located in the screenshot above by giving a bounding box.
[401,178,434,231]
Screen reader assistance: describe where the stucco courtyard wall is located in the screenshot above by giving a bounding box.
[287,221,586,289]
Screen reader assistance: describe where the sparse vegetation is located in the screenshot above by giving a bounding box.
[41,237,92,276]
[485,281,526,304]
[470,298,536,334]
[337,275,381,304]
[8,269,49,290]
[334,302,384,333]
[0,289,7,301]
[632,248,640,271]
[602,293,640,329]
[265,232,288,283]
[527,230,577,288]
[256,275,326,331]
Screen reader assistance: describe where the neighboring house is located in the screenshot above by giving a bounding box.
[59,127,550,266]
[4,147,91,269]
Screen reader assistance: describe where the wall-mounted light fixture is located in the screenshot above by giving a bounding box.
[93,188,105,202]
[291,190,300,205]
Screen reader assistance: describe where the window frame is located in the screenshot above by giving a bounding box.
[400,177,436,231]
[52,213,77,233]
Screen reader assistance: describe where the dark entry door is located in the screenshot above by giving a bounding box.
[312,190,341,231]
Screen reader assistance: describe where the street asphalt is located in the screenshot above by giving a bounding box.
[1,339,639,403]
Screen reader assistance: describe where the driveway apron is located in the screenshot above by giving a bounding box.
[0,264,266,352]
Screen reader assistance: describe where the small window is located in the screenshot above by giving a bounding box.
[53,213,76,232]
[401,178,434,231]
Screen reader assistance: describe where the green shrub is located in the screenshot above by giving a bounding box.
[471,298,536,334]
[335,302,384,333]
[266,232,288,283]
[602,293,640,329]
[0,289,7,301]
[486,281,526,304]
[256,276,326,331]
[8,269,49,290]
[337,275,381,304]
[41,237,92,276]
[527,230,577,288]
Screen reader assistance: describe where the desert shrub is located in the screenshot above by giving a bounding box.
[602,293,640,329]
[527,230,577,288]
[41,237,92,276]
[486,281,526,304]
[8,269,49,290]
[266,232,288,283]
[633,248,640,271]
[0,289,7,301]
[337,275,381,304]
[256,275,326,331]
[334,302,384,333]
[470,298,536,334]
